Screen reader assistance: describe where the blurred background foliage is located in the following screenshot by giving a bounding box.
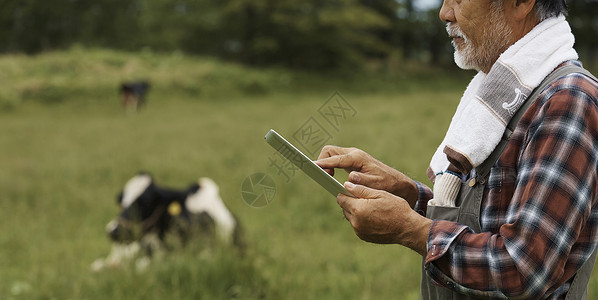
[1,0,595,70]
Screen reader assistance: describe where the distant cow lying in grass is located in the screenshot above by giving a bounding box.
[92,174,243,271]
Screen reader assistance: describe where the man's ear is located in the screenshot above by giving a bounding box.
[506,0,537,21]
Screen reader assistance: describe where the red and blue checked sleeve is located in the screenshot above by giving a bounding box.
[414,181,433,215]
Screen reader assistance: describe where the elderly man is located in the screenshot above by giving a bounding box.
[316,0,598,298]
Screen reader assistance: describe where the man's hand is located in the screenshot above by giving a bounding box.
[338,181,431,257]
[316,145,419,207]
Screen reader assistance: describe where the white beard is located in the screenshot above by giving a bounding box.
[447,2,512,72]
[453,39,474,70]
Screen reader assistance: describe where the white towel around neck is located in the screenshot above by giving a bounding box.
[427,15,578,206]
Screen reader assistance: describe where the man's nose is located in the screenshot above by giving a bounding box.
[439,0,456,23]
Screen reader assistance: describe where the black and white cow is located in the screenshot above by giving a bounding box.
[120,81,149,113]
[92,173,243,271]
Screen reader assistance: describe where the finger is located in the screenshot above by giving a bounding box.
[316,145,350,161]
[348,171,387,191]
[315,146,355,168]
[314,157,335,176]
[348,171,361,184]
[343,181,383,199]
[312,160,333,176]
[339,205,358,233]
[315,154,361,172]
[348,171,378,185]
[341,208,351,221]
[316,146,349,176]
[337,194,361,234]
[323,168,335,176]
[314,156,340,171]
[337,192,360,216]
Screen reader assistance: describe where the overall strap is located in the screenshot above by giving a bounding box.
[475,65,594,181]
[566,248,598,300]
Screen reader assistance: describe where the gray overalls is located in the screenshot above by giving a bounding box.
[421,65,598,300]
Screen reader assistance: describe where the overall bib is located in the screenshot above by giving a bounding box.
[420,65,598,300]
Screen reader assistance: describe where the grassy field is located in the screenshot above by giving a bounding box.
[1,49,597,299]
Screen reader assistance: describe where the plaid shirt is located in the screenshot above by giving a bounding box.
[415,61,598,299]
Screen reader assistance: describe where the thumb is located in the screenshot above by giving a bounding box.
[344,181,382,199]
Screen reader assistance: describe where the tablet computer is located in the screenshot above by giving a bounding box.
[265,129,353,197]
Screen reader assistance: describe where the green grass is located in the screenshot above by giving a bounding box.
[0,91,452,299]
[1,49,596,299]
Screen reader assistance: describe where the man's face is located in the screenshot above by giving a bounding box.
[440,0,513,73]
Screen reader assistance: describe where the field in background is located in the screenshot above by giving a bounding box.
[1,49,597,299]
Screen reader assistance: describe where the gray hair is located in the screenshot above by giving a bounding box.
[493,0,568,21]
[534,0,568,21]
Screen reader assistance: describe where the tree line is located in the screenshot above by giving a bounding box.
[1,0,596,70]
